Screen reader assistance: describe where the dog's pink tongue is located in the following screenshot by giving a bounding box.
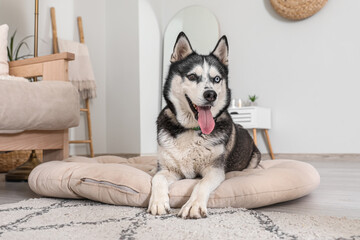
[198,106,215,135]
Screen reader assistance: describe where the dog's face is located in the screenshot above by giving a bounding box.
[163,32,231,134]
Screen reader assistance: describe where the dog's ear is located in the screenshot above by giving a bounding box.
[170,32,193,63]
[211,36,229,66]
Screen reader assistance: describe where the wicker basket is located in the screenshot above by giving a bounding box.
[270,0,328,20]
[0,150,43,173]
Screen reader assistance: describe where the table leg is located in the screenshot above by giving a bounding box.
[252,128,257,146]
[264,129,275,160]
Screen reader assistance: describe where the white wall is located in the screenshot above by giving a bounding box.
[106,0,141,154]
[139,0,161,155]
[226,1,360,153]
[147,0,360,154]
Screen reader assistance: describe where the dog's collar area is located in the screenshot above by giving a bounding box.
[186,126,204,136]
[191,126,201,131]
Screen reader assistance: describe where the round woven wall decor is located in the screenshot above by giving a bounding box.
[270,0,328,20]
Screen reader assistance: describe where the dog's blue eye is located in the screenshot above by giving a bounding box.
[213,76,221,83]
[187,74,198,81]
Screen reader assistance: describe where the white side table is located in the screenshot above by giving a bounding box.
[229,107,275,159]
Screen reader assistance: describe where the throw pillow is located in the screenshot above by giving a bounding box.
[0,24,9,75]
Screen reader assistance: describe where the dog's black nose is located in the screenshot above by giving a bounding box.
[203,90,217,102]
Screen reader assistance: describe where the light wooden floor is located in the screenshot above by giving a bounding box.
[258,158,360,219]
[1,158,359,219]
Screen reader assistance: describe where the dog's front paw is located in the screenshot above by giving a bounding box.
[178,199,208,219]
[147,193,170,216]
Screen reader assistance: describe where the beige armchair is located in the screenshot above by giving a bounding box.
[0,52,75,161]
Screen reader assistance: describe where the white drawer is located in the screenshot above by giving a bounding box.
[229,107,271,129]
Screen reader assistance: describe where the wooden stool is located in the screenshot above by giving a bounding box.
[252,128,275,160]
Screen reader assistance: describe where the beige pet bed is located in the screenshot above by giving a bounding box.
[29,156,320,209]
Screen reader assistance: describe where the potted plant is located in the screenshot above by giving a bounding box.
[248,94,258,106]
[7,30,33,61]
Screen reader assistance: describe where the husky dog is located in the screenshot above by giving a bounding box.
[148,32,261,219]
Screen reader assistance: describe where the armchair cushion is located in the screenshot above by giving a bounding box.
[0,80,80,132]
[0,24,9,75]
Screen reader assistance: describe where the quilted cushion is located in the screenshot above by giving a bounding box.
[28,156,320,209]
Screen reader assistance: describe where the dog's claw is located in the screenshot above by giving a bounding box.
[200,208,208,218]
[148,186,171,216]
[178,199,207,219]
[148,199,170,216]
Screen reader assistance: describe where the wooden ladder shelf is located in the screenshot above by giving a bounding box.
[50,8,94,157]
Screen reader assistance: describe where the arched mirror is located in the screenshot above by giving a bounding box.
[161,6,220,107]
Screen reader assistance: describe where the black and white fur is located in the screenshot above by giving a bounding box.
[148,32,261,219]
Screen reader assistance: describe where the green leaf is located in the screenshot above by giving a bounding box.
[15,42,26,60]
[7,30,33,61]
[248,94,258,102]
[18,35,33,43]
[17,54,33,60]
[7,31,16,61]
[10,30,16,54]
[7,46,12,61]
[15,43,32,60]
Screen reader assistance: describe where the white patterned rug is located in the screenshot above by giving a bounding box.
[0,198,359,240]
